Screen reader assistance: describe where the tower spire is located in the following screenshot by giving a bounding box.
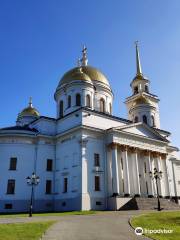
[135,41,143,76]
[81,45,88,66]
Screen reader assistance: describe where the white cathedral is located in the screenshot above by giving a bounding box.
[0,44,180,213]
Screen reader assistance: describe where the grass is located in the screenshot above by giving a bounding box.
[0,221,55,240]
[0,210,97,218]
[131,211,180,240]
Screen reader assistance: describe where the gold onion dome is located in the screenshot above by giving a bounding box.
[18,98,40,119]
[56,46,110,90]
[58,65,110,87]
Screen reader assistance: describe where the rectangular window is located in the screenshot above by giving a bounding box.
[63,178,68,193]
[9,158,17,170]
[4,204,13,209]
[46,159,53,171]
[94,153,100,167]
[95,176,100,191]
[7,179,15,194]
[46,180,52,194]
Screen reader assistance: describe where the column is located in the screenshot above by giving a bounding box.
[146,151,153,197]
[79,139,90,210]
[163,155,170,197]
[91,92,94,110]
[133,149,141,196]
[159,154,170,197]
[122,146,130,196]
[82,89,85,107]
[111,144,120,195]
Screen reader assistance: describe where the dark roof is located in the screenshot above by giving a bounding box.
[0,126,39,133]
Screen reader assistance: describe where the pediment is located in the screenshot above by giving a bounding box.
[113,123,168,142]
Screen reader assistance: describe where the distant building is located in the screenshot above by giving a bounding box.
[0,45,179,212]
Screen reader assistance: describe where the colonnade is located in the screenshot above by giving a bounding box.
[108,143,170,198]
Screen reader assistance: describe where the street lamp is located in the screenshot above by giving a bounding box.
[149,168,163,211]
[26,172,40,217]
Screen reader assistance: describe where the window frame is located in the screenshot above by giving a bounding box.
[86,94,91,108]
[94,153,100,167]
[94,176,100,191]
[100,98,105,113]
[143,115,148,124]
[63,177,68,193]
[67,95,71,108]
[76,93,81,106]
[7,179,15,195]
[134,116,139,123]
[59,100,64,118]
[9,157,17,171]
[45,180,52,194]
[46,159,53,172]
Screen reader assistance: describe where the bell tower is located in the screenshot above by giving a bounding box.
[125,42,160,128]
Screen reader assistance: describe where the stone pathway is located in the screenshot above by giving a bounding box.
[41,211,150,240]
[0,211,151,240]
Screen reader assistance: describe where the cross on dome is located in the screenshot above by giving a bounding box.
[29,97,33,108]
[81,45,88,66]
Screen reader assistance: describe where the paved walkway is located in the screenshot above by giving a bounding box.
[0,211,151,240]
[41,211,150,240]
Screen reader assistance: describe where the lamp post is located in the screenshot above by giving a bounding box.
[149,168,162,211]
[26,172,40,217]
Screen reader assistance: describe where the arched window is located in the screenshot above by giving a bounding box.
[86,94,91,108]
[100,98,105,113]
[134,86,138,94]
[134,116,139,123]
[59,100,64,118]
[68,95,71,108]
[76,93,81,106]
[151,115,155,127]
[109,103,112,114]
[143,115,147,124]
[145,85,149,93]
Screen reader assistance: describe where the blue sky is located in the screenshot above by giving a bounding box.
[0,0,180,147]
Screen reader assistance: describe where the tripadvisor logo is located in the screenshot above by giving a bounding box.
[135,227,143,235]
[135,227,173,235]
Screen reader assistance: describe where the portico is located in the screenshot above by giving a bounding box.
[107,139,169,198]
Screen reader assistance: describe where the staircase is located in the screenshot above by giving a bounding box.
[118,197,180,210]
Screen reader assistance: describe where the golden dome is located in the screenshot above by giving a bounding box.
[19,107,39,118]
[67,67,91,82]
[58,65,110,88]
[18,98,40,120]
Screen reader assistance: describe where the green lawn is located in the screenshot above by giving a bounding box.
[0,221,55,240]
[131,211,180,240]
[0,210,97,218]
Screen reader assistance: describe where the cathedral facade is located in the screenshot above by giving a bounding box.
[0,45,180,212]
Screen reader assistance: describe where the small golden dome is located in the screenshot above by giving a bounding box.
[57,65,110,88]
[18,98,40,120]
